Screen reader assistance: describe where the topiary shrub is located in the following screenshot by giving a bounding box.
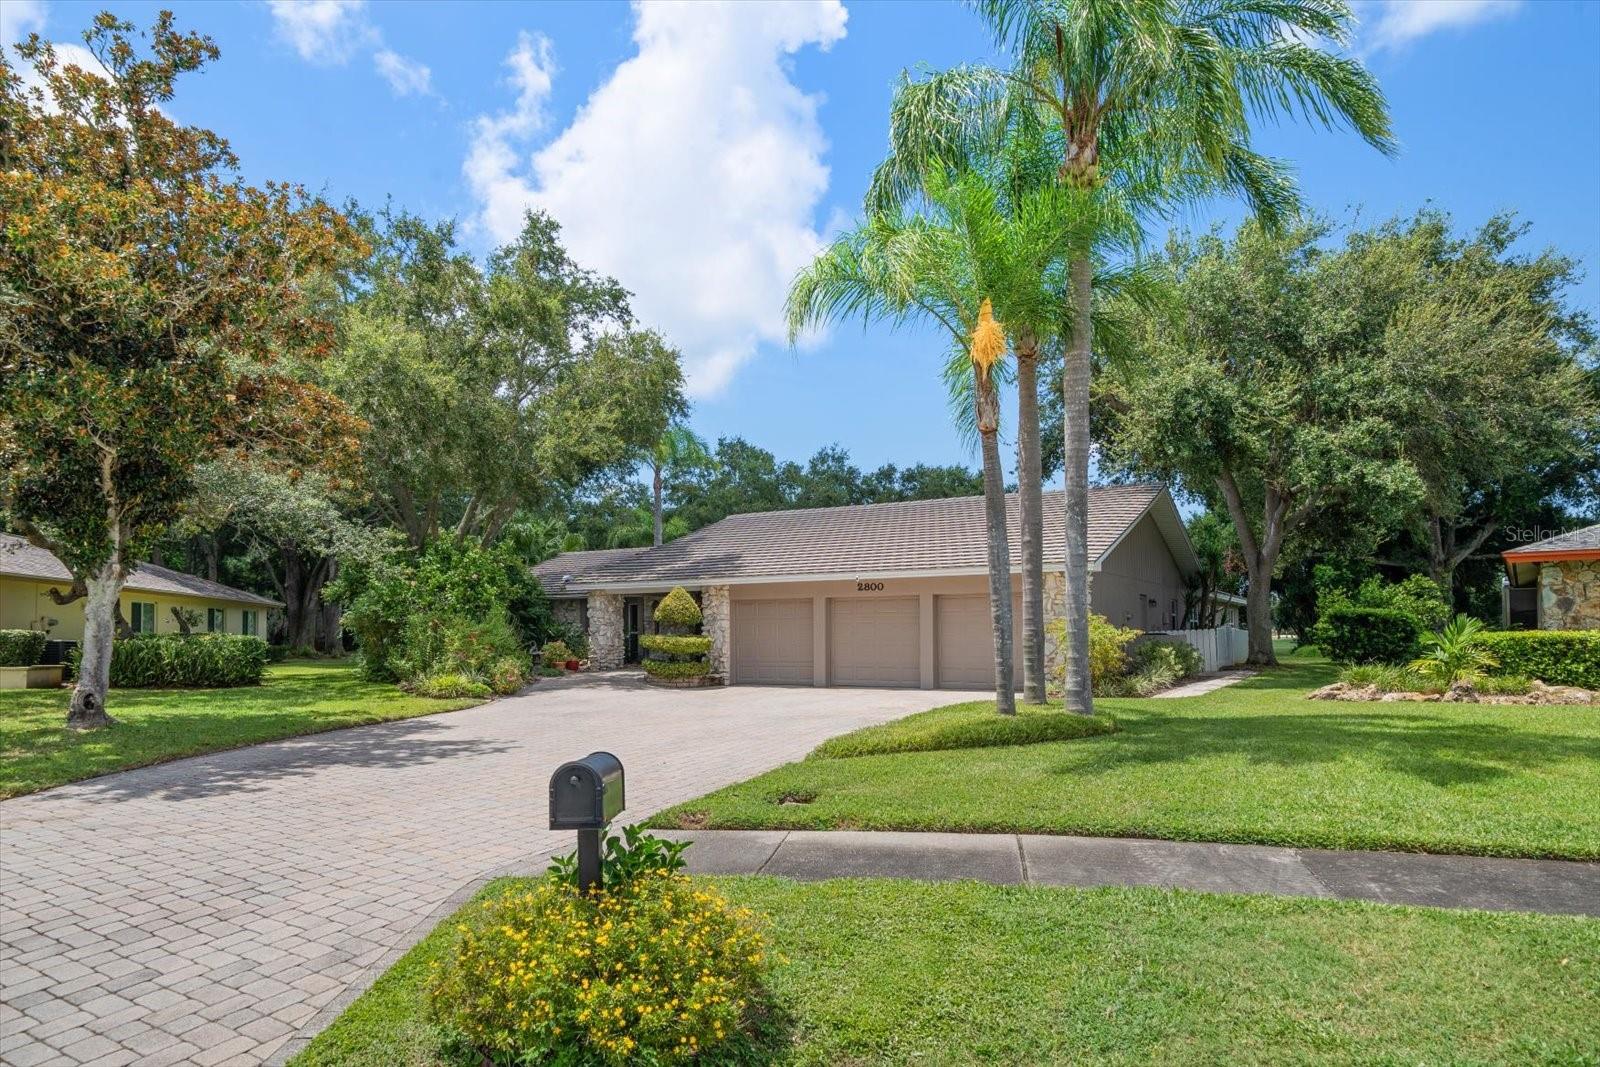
[1480,630,1600,688]
[653,586,703,629]
[1314,607,1420,664]
[0,630,48,667]
[644,587,710,682]
[428,872,771,1065]
[74,634,271,688]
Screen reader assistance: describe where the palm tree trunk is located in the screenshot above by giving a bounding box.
[1015,331,1046,704]
[652,460,664,547]
[976,379,1017,716]
[1061,255,1094,714]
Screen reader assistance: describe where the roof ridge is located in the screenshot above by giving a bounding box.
[716,482,1162,522]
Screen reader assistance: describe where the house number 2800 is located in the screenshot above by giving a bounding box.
[855,581,885,592]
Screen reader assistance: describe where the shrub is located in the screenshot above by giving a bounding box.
[428,873,770,1065]
[1340,663,1437,693]
[488,656,527,695]
[1132,639,1204,680]
[540,639,575,668]
[1315,607,1420,664]
[1409,615,1499,687]
[74,634,270,688]
[812,706,1117,758]
[393,610,526,690]
[1480,630,1600,688]
[1049,614,1140,697]
[549,825,690,890]
[639,634,712,657]
[411,673,493,699]
[653,586,703,629]
[642,658,710,680]
[0,630,47,667]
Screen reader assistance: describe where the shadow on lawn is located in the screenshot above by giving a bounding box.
[36,716,515,804]
[1059,707,1600,789]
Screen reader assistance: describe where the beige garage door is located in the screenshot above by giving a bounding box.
[732,599,814,685]
[937,595,1023,690]
[829,597,920,687]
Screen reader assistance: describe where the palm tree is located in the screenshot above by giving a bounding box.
[647,423,711,546]
[789,171,1068,715]
[872,0,1394,712]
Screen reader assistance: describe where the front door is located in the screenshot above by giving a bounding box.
[625,599,642,663]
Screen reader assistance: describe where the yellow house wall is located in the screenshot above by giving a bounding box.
[0,576,267,641]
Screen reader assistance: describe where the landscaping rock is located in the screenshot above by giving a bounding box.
[1379,691,1439,702]
[1528,681,1596,706]
[1441,681,1480,704]
[1307,683,1349,701]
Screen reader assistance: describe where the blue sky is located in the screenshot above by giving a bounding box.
[6,0,1598,475]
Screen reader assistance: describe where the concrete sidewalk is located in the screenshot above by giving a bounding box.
[660,830,1600,917]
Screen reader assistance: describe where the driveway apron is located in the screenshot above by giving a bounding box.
[0,676,951,1066]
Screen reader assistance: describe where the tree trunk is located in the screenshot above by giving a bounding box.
[1014,331,1046,704]
[653,460,664,547]
[314,558,342,654]
[1061,254,1094,714]
[976,379,1016,716]
[69,564,120,730]
[1243,561,1276,666]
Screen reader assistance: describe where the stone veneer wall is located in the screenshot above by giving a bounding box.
[1042,570,1068,698]
[700,585,730,679]
[549,598,585,635]
[1541,561,1599,630]
[587,591,625,669]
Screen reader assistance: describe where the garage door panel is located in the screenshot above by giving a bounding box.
[733,599,814,685]
[937,594,1023,690]
[829,598,919,688]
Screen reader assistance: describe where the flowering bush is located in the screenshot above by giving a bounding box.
[428,873,771,1064]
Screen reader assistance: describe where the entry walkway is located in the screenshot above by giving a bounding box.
[662,829,1600,917]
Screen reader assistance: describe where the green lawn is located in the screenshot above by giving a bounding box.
[0,660,478,798]
[294,875,1600,1067]
[649,655,1600,859]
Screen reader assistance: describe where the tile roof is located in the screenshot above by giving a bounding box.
[532,547,649,596]
[1503,523,1600,559]
[0,534,281,607]
[557,485,1179,588]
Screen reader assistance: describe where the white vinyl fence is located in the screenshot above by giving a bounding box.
[1134,626,1249,673]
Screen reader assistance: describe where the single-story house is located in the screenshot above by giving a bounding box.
[534,485,1243,688]
[1503,524,1599,630]
[0,533,280,642]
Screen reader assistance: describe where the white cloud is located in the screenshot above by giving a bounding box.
[1,0,47,45]
[373,47,431,96]
[465,1,848,397]
[1358,0,1522,53]
[267,0,431,97]
[267,0,372,64]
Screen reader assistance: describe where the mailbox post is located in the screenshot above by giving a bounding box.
[549,752,625,891]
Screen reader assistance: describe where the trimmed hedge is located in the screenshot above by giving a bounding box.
[72,634,271,688]
[641,658,710,680]
[1315,607,1420,665]
[1481,630,1600,689]
[639,634,712,657]
[0,630,48,668]
[653,587,702,629]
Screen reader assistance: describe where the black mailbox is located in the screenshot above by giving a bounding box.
[549,751,625,830]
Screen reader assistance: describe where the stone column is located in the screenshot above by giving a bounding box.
[587,591,625,669]
[1042,570,1067,698]
[700,585,730,681]
[1541,561,1595,631]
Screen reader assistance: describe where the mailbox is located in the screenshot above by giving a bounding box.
[549,751,625,830]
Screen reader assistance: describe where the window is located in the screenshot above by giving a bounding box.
[207,608,226,633]
[241,610,259,637]
[129,602,156,633]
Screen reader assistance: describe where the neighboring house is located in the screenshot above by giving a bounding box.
[535,485,1245,688]
[0,534,280,642]
[1503,524,1600,630]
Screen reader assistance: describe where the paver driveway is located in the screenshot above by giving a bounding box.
[0,676,955,1066]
